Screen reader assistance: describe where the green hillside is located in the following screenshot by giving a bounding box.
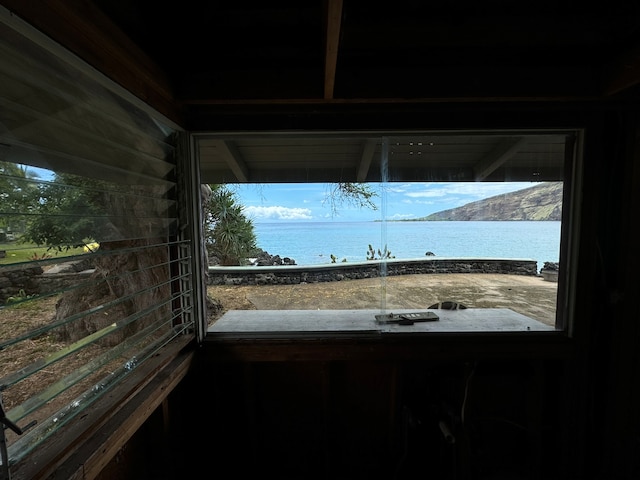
[418,182,563,221]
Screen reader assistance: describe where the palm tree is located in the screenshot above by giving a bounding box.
[204,185,258,265]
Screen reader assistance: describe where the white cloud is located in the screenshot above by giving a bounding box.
[405,189,447,199]
[404,182,533,199]
[245,205,313,220]
[388,213,416,220]
[403,198,435,205]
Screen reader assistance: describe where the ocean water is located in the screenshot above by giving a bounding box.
[253,221,561,267]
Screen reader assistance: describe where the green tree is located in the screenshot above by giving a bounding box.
[20,172,172,344]
[204,184,258,265]
[21,173,105,250]
[0,161,41,237]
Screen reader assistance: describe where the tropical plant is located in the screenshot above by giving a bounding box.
[366,244,395,260]
[203,184,258,265]
[5,288,37,304]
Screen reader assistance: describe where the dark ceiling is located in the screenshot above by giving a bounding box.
[92,0,640,106]
[5,0,640,118]
[1,1,639,184]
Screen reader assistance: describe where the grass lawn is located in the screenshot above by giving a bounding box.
[0,241,86,265]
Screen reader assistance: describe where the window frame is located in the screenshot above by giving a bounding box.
[200,129,582,340]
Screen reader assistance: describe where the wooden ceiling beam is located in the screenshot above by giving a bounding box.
[214,140,249,183]
[357,139,377,182]
[324,0,343,100]
[474,137,527,181]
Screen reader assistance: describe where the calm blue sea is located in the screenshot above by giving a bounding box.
[253,221,561,267]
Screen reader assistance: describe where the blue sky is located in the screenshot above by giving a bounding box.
[26,165,538,223]
[233,182,538,223]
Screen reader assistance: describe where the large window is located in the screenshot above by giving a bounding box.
[200,131,579,334]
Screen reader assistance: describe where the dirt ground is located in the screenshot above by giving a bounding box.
[207,273,559,327]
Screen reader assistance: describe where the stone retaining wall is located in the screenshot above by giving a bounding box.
[0,265,45,303]
[208,258,539,286]
[1,258,539,304]
[0,261,93,304]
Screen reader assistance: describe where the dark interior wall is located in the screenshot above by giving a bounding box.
[199,357,564,480]
[588,110,640,478]
[90,356,566,480]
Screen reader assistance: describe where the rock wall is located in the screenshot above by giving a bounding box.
[1,258,539,304]
[0,265,44,303]
[0,261,93,304]
[208,258,539,286]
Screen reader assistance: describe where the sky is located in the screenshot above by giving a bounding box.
[25,165,538,223]
[233,182,539,223]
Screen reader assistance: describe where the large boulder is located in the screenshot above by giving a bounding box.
[253,250,296,266]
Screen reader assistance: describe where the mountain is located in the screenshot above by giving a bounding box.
[418,182,563,221]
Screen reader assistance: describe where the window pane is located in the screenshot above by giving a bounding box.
[204,131,574,332]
